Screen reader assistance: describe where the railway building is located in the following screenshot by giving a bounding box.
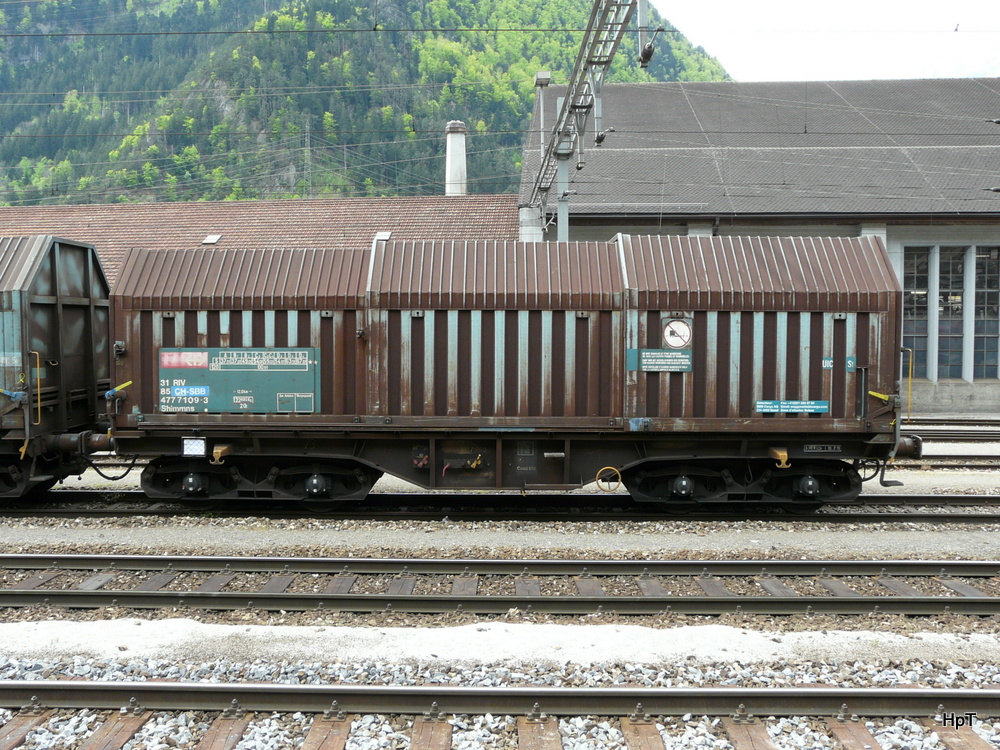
[519,78,1000,415]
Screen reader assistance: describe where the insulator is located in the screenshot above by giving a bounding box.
[638,42,654,67]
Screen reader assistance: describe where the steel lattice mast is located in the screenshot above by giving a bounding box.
[527,0,637,240]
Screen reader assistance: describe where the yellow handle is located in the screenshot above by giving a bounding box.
[105,380,133,399]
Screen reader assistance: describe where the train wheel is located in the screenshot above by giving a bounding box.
[181,497,222,511]
[622,463,729,506]
[761,461,862,506]
[658,501,700,515]
[776,501,823,515]
[297,498,344,513]
[281,463,382,507]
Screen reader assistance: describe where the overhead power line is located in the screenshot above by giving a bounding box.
[0,26,681,38]
[0,129,519,139]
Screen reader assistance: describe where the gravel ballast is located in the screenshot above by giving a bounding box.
[1,620,999,667]
[2,464,998,750]
[4,710,997,750]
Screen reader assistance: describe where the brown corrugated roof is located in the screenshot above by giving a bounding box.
[115,247,370,309]
[369,239,624,310]
[619,235,899,311]
[0,195,519,282]
[110,234,901,315]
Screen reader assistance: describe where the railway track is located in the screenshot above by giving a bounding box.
[0,682,996,750]
[893,457,1000,468]
[3,554,1000,616]
[2,681,999,716]
[7,490,1000,523]
[902,416,1000,443]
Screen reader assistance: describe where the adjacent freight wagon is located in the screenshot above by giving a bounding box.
[0,236,112,497]
[108,233,917,510]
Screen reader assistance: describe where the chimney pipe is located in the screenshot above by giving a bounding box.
[445,120,468,196]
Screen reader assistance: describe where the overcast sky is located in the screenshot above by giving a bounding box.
[648,0,1000,82]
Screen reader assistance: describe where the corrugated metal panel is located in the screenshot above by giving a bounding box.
[364,239,624,422]
[620,235,901,424]
[373,308,620,420]
[114,247,369,309]
[113,247,370,416]
[625,309,895,421]
[368,239,623,310]
[0,236,51,293]
[620,235,899,311]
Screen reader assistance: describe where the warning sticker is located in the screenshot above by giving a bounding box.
[626,348,693,372]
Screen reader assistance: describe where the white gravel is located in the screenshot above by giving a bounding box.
[869,719,944,750]
[449,714,515,749]
[20,709,105,750]
[4,710,997,750]
[236,712,313,750]
[346,715,410,750]
[658,716,733,750]
[121,712,211,750]
[975,720,1000,746]
[1,620,999,665]
[559,717,626,749]
[766,717,834,749]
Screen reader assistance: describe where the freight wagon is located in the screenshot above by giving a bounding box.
[107,233,918,510]
[0,237,112,497]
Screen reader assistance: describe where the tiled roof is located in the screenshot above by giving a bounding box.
[0,195,519,281]
[519,78,1000,217]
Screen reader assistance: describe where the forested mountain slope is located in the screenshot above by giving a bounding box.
[0,0,726,204]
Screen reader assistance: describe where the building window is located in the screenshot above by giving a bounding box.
[975,247,1000,379]
[902,247,929,378]
[903,243,1000,382]
[937,247,967,379]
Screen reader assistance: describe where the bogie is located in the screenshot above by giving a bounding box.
[623,459,862,510]
[141,457,382,504]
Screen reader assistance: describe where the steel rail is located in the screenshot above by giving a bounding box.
[0,590,998,615]
[899,434,1000,443]
[1,554,999,576]
[41,490,1000,505]
[12,490,1000,524]
[0,508,1000,526]
[7,508,1000,523]
[0,682,997,716]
